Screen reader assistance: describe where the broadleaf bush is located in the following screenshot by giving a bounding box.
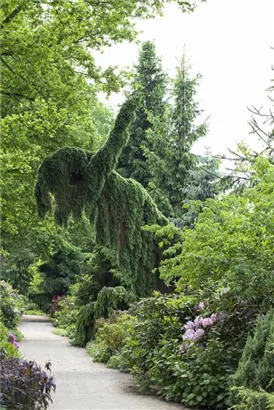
[0,358,56,410]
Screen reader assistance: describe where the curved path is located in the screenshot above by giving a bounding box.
[19,315,186,410]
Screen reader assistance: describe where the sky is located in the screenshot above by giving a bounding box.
[95,0,274,156]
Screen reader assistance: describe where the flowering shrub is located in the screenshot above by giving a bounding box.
[119,293,251,409]
[0,318,56,409]
[182,312,226,343]
[51,295,78,339]
[0,281,24,329]
[7,334,19,350]
[0,358,56,410]
[47,295,65,317]
[0,324,20,359]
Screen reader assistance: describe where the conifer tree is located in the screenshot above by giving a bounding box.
[146,56,210,219]
[35,97,167,299]
[166,56,208,216]
[118,41,167,187]
[230,311,274,409]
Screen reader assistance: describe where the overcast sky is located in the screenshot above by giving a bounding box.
[95,0,274,156]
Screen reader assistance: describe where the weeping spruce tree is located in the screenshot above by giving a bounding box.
[35,98,168,344]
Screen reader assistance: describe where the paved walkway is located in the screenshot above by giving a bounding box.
[19,315,185,410]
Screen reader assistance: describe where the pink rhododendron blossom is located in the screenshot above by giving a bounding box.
[8,333,19,349]
[184,321,195,330]
[195,301,205,311]
[183,329,196,341]
[8,334,15,343]
[194,328,205,340]
[210,313,218,323]
[194,316,203,327]
[202,317,213,327]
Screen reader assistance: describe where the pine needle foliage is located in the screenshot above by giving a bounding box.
[73,286,135,346]
[35,98,167,298]
[118,41,167,188]
[230,311,274,409]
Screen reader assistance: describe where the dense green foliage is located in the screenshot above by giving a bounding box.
[119,44,215,219]
[1,0,202,254]
[87,314,137,368]
[86,293,254,408]
[0,281,25,329]
[230,311,274,409]
[35,99,167,300]
[158,157,274,306]
[82,154,274,408]
[118,41,167,189]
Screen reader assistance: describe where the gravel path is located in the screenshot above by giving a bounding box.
[19,315,186,410]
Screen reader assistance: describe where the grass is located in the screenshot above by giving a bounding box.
[23,309,46,316]
[53,328,68,337]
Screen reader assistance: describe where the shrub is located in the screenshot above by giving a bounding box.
[73,286,135,347]
[51,295,78,340]
[0,281,23,329]
[0,358,56,410]
[120,293,248,409]
[229,311,274,408]
[47,295,66,317]
[0,324,20,359]
[121,293,196,384]
[229,387,274,410]
[87,313,136,368]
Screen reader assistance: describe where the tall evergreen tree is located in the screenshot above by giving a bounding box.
[118,41,167,187]
[166,56,208,216]
[146,56,209,218]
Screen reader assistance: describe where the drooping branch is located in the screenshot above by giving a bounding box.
[35,98,136,226]
[85,97,136,222]
[35,97,167,296]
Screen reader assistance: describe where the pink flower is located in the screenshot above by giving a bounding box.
[8,334,15,343]
[194,328,205,340]
[184,321,195,330]
[210,313,218,323]
[183,329,196,341]
[195,301,205,311]
[202,317,213,328]
[194,316,203,328]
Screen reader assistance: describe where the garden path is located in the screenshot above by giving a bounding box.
[19,315,186,410]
